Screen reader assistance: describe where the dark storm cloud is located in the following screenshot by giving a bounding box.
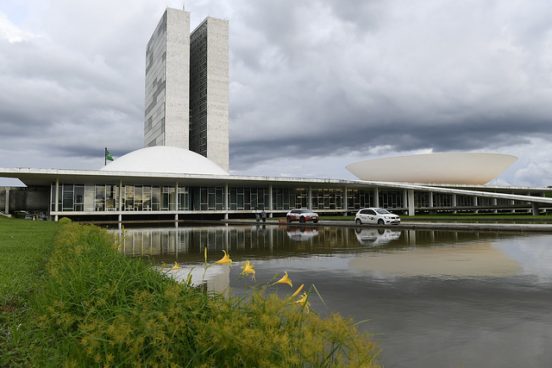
[225,0,552,171]
[1,0,552,185]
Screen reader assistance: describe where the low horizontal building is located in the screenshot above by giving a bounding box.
[1,147,551,221]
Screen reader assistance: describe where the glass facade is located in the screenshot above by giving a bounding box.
[311,189,343,210]
[228,187,270,210]
[49,182,523,215]
[347,189,374,210]
[379,190,403,209]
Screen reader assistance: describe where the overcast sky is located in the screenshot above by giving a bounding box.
[1,0,552,187]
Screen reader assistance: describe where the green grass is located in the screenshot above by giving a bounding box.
[1,219,380,367]
[0,217,59,365]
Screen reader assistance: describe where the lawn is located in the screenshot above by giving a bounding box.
[0,217,59,365]
[1,218,380,367]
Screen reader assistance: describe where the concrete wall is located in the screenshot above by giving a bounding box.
[189,17,229,171]
[144,8,190,149]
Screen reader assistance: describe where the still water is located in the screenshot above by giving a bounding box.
[118,225,552,368]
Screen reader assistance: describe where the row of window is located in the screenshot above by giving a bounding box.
[51,183,523,212]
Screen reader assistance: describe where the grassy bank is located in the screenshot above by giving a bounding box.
[2,220,380,367]
[0,218,59,365]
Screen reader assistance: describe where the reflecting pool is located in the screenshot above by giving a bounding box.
[117,225,552,368]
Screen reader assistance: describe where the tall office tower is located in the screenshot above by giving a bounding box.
[144,8,190,148]
[189,17,230,171]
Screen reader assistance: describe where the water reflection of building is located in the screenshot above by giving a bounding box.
[354,228,401,246]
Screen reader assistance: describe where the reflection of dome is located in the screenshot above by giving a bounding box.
[346,153,517,185]
[101,146,228,176]
[349,243,520,277]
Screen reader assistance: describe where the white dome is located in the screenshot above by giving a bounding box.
[101,146,228,176]
[346,153,517,185]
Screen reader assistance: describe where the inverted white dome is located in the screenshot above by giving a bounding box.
[346,153,517,185]
[101,146,228,176]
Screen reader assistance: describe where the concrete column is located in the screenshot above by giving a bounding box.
[268,185,273,218]
[224,184,229,220]
[118,180,123,211]
[374,187,379,208]
[428,192,434,208]
[118,213,122,231]
[403,190,408,212]
[175,182,179,211]
[308,187,313,209]
[452,194,457,214]
[343,187,348,216]
[473,196,479,214]
[4,188,9,214]
[532,203,540,216]
[54,178,59,221]
[493,198,498,214]
[511,199,516,213]
[407,189,415,216]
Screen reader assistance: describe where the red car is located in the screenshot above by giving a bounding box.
[286,209,319,224]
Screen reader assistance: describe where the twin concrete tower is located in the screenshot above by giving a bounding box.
[144,8,229,171]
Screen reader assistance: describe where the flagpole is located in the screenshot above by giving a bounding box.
[104,147,107,166]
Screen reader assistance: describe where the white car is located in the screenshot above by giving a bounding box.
[286,209,319,224]
[354,208,400,225]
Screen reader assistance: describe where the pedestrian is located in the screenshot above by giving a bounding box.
[261,209,267,223]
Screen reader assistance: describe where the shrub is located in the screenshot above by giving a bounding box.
[24,223,380,367]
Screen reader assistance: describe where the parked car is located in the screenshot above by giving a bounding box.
[13,210,34,220]
[354,208,400,225]
[286,209,319,224]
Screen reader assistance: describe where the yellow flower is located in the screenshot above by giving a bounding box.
[274,272,293,287]
[171,261,181,270]
[290,284,304,299]
[215,250,232,265]
[295,292,310,311]
[241,260,256,279]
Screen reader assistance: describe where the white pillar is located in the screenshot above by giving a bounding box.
[4,188,9,214]
[224,184,229,220]
[493,198,498,214]
[54,178,59,222]
[308,187,312,209]
[118,180,123,211]
[343,187,348,216]
[374,187,379,208]
[532,203,540,216]
[473,196,479,214]
[428,192,434,208]
[118,213,122,230]
[451,194,457,214]
[407,189,415,216]
[403,190,408,212]
[175,182,179,212]
[268,185,273,218]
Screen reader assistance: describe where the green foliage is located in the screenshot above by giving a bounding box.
[12,222,379,367]
[58,217,72,224]
[0,218,59,366]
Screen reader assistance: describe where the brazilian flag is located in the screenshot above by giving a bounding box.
[104,147,114,165]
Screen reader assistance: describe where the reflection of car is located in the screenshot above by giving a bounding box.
[354,228,401,246]
[287,227,319,241]
[286,209,319,224]
[355,208,400,225]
